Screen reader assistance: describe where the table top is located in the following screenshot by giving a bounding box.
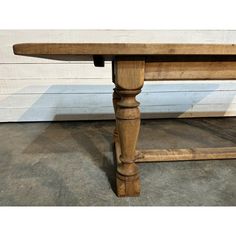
[14,30,236,56]
[13,43,236,56]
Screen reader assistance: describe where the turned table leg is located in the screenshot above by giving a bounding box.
[113,57,145,197]
[112,61,121,143]
[112,87,120,142]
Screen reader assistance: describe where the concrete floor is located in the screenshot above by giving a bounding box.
[0,118,235,206]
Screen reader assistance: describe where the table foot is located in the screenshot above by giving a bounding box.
[116,172,140,197]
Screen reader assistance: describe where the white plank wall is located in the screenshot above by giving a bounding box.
[1,30,236,122]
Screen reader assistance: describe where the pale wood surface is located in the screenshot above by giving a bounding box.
[13,43,236,56]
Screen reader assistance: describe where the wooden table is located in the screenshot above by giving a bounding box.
[13,38,236,197]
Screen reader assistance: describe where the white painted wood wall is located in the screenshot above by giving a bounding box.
[1,30,236,122]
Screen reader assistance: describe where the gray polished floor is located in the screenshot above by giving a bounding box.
[0,118,235,206]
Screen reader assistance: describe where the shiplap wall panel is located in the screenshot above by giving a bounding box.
[2,91,236,108]
[1,30,236,122]
[2,80,236,94]
[0,64,111,79]
[1,104,236,122]
[0,79,111,94]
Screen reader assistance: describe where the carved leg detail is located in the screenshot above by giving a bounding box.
[112,87,120,143]
[116,89,141,197]
[112,57,145,197]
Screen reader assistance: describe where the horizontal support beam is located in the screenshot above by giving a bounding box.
[145,61,236,80]
[114,140,236,163]
[135,147,236,162]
